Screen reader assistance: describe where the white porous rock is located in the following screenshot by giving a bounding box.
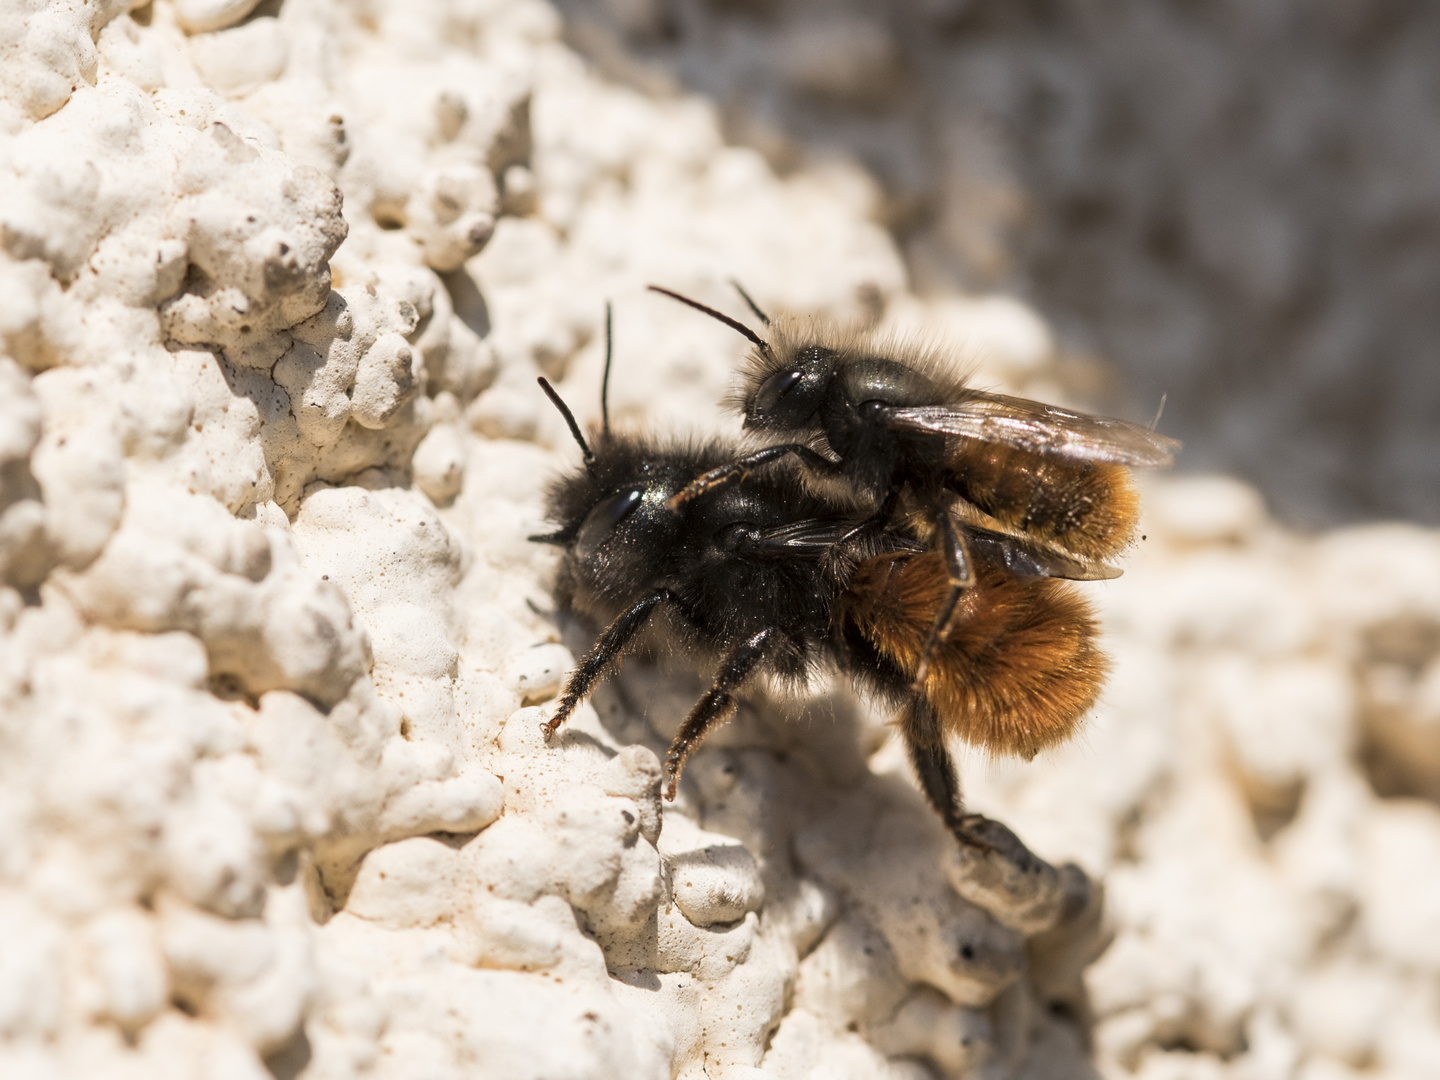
[411,420,467,504]
[158,119,348,352]
[0,357,47,587]
[4,1,1440,1078]
[795,793,1027,1009]
[188,18,289,94]
[0,0,144,125]
[171,0,264,35]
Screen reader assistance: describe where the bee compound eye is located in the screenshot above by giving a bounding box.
[755,368,805,414]
[575,487,644,557]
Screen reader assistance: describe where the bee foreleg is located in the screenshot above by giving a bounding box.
[663,627,778,800]
[913,508,974,687]
[542,589,674,740]
[665,445,841,511]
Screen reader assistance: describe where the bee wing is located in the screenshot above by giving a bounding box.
[965,526,1123,581]
[748,519,863,556]
[749,519,929,558]
[880,393,1181,467]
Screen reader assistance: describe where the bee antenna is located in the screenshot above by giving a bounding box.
[729,279,771,326]
[1150,392,1168,431]
[537,377,597,472]
[601,301,613,438]
[647,285,770,353]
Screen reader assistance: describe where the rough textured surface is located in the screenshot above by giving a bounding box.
[3,3,1440,1080]
[559,0,1440,527]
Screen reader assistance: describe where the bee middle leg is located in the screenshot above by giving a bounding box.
[913,508,974,687]
[663,627,778,801]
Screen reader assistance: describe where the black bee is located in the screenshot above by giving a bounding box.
[649,284,1178,678]
[531,309,1108,841]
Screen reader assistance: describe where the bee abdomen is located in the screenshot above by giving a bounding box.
[841,552,1108,758]
[946,443,1140,562]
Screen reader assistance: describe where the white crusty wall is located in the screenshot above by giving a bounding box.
[3,3,1440,1080]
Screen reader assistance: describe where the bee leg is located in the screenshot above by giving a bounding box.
[950,814,1048,875]
[665,445,841,511]
[837,485,902,546]
[542,589,673,740]
[912,509,974,688]
[663,627,778,801]
[902,700,998,854]
[902,698,973,831]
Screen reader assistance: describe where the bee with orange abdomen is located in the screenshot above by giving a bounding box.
[650,283,1178,679]
[532,308,1109,844]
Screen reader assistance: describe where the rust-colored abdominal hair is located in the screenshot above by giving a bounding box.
[946,442,1143,563]
[842,551,1109,758]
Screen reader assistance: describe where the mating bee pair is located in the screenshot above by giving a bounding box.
[531,286,1178,844]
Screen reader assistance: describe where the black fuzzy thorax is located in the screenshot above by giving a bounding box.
[824,410,953,506]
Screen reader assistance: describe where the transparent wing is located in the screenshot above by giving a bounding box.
[880,392,1181,467]
[746,519,863,556]
[751,517,1120,580]
[748,519,924,558]
[964,526,1123,582]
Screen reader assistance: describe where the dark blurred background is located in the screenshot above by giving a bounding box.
[556,0,1440,527]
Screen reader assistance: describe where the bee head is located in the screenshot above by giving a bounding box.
[530,398,682,556]
[531,378,730,603]
[742,343,836,434]
[534,431,699,599]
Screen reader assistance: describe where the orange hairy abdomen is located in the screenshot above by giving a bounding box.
[946,442,1141,562]
[841,551,1108,758]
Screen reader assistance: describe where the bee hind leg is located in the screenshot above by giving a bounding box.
[901,698,976,837]
[902,699,1070,911]
[663,627,778,801]
[912,508,974,688]
[951,814,1051,877]
[900,698,999,855]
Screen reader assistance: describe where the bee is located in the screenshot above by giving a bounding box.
[531,308,1108,843]
[649,283,1178,679]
